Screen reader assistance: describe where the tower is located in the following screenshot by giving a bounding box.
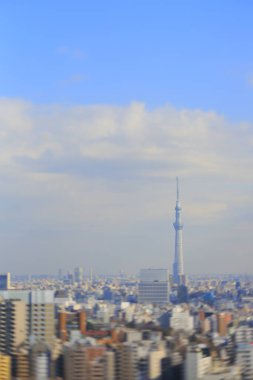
[173,178,186,286]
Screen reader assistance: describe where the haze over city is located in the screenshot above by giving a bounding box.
[1,1,253,275]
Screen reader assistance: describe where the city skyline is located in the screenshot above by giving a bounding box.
[0,2,253,274]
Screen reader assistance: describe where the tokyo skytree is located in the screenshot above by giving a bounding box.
[173,177,186,286]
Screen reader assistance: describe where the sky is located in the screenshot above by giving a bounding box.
[0,1,253,275]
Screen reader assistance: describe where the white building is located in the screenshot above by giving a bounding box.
[31,342,51,380]
[201,365,241,380]
[185,345,212,380]
[125,329,142,343]
[236,343,253,380]
[170,305,194,332]
[35,353,48,380]
[235,326,253,344]
[149,347,166,380]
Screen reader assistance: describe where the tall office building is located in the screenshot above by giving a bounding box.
[217,312,232,337]
[236,343,253,380]
[12,348,30,380]
[30,291,55,347]
[30,342,51,380]
[173,178,186,286]
[0,273,11,290]
[0,299,27,355]
[0,353,11,380]
[116,343,139,380]
[236,326,253,344]
[138,269,169,305]
[64,342,88,380]
[0,290,55,348]
[64,343,114,380]
[185,346,211,380]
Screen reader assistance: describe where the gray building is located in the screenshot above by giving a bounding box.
[138,269,169,305]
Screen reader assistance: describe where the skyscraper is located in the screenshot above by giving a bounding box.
[173,178,186,286]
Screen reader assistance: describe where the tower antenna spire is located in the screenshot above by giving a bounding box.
[176,177,179,201]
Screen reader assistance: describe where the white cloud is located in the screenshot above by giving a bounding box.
[0,98,252,191]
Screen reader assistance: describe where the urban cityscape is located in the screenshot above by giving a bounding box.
[0,180,252,379]
[2,1,253,379]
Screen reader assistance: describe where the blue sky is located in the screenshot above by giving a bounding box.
[2,1,253,119]
[0,1,253,275]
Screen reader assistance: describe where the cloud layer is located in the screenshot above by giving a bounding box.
[0,99,252,274]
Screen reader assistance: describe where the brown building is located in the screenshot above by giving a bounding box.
[217,312,232,336]
[58,310,86,341]
[64,342,88,380]
[64,343,115,380]
[198,310,205,322]
[115,343,139,380]
[12,348,30,380]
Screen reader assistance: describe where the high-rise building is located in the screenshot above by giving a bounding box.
[0,299,27,355]
[185,346,211,380]
[89,352,115,380]
[64,343,114,380]
[0,273,11,290]
[116,343,139,380]
[30,291,55,347]
[64,341,88,380]
[217,312,232,337]
[138,269,169,305]
[149,348,166,380]
[173,178,186,286]
[104,351,115,380]
[0,353,11,380]
[170,306,194,332]
[0,290,55,348]
[12,348,30,380]
[236,343,253,380]
[30,342,51,380]
[236,326,253,344]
